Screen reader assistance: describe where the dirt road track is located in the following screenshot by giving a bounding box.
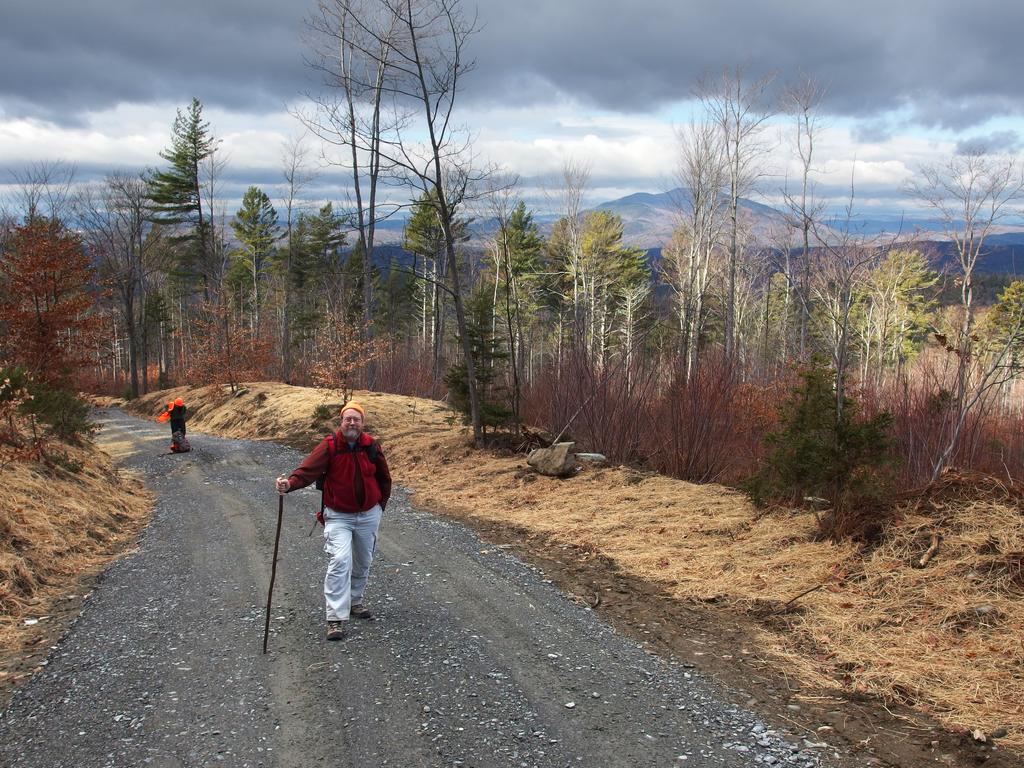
[0,411,837,768]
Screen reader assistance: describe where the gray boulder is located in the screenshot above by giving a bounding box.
[527,442,578,477]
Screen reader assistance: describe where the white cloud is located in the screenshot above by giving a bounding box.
[0,102,316,184]
[3,97,1023,218]
[480,132,673,179]
[0,116,160,169]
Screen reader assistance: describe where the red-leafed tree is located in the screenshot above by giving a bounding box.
[179,302,274,393]
[309,315,386,405]
[0,219,103,385]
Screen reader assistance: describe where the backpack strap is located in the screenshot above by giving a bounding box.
[315,434,338,491]
[363,439,379,463]
[315,434,338,525]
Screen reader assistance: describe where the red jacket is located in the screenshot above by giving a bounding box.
[286,431,392,514]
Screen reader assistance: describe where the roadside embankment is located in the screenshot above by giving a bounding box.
[0,432,151,698]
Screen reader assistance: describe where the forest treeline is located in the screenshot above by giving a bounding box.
[4,0,1024,539]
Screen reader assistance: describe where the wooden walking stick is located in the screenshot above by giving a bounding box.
[263,494,284,654]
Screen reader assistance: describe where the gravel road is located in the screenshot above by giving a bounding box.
[0,410,839,768]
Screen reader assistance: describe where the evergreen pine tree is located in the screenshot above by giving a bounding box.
[444,286,513,434]
[146,98,219,294]
[230,186,279,329]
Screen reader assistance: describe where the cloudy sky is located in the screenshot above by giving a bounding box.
[2,0,1023,217]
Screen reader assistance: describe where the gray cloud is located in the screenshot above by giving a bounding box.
[956,130,1021,155]
[470,0,1024,128]
[0,0,310,122]
[4,0,1024,131]
[852,120,895,144]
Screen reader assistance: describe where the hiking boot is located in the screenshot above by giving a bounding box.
[326,620,346,641]
[350,603,373,620]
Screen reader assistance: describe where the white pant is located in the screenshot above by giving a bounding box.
[322,504,382,621]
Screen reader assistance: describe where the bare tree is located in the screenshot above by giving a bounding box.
[733,234,776,370]
[321,0,494,442]
[9,160,77,225]
[305,0,405,389]
[666,120,726,380]
[618,280,651,391]
[559,158,591,332]
[540,159,592,370]
[908,150,1024,479]
[482,176,531,428]
[279,135,317,383]
[781,75,827,360]
[698,67,774,359]
[77,173,152,397]
[201,147,233,303]
[393,0,493,442]
[807,175,885,420]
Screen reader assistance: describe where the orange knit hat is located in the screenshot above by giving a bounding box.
[340,401,365,419]
[174,397,184,407]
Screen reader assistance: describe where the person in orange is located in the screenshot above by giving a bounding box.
[275,401,391,641]
[157,398,189,451]
[156,399,186,428]
[168,397,187,436]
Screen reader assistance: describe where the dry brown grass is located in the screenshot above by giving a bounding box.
[764,474,1024,737]
[127,382,1024,746]
[0,442,152,650]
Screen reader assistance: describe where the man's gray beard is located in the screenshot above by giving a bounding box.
[343,427,361,441]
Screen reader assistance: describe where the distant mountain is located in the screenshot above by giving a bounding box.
[983,232,1024,247]
[826,214,949,236]
[593,188,788,247]
[362,188,1024,276]
[367,187,789,250]
[906,239,1024,277]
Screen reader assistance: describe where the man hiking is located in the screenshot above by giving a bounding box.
[275,401,391,641]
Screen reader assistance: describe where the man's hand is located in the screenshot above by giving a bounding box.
[275,476,290,495]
